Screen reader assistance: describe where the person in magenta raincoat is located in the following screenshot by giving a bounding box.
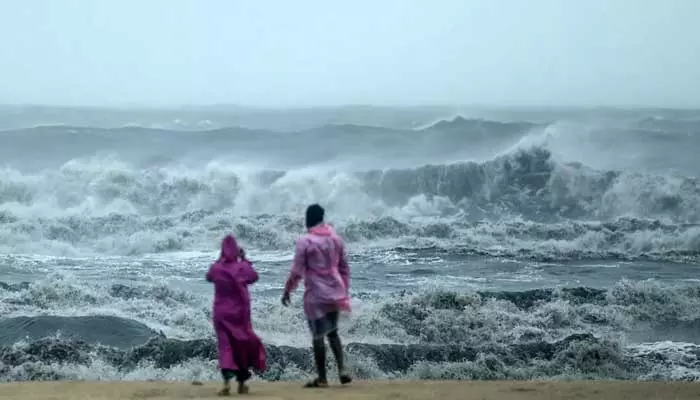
[282,204,352,388]
[206,234,266,395]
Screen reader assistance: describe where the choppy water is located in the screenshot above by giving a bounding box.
[1,106,699,382]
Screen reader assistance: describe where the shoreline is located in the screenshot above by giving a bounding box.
[1,380,697,399]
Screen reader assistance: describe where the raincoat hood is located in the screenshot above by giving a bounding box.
[220,235,241,261]
[308,223,335,236]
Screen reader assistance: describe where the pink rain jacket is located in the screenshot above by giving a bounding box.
[284,223,351,320]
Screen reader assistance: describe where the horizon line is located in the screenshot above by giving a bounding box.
[1,102,699,112]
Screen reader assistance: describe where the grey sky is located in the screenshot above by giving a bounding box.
[1,0,698,107]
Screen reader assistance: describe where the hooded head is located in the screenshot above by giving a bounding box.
[305,203,325,229]
[220,234,240,262]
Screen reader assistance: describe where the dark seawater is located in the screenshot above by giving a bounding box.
[0,106,699,381]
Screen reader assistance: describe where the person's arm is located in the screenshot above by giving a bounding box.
[337,240,350,293]
[205,263,220,283]
[283,239,306,296]
[207,261,257,285]
[236,260,259,285]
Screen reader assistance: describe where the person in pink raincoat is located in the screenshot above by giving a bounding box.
[206,234,266,395]
[282,204,352,388]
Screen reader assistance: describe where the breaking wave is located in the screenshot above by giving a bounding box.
[1,143,699,261]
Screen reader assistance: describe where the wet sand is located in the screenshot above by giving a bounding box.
[0,380,697,399]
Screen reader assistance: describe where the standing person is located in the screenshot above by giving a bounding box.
[206,234,267,396]
[282,203,353,388]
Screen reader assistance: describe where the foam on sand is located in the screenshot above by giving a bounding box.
[0,380,697,400]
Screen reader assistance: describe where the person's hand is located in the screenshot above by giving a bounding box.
[281,292,290,307]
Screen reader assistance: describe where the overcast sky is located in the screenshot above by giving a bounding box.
[1,0,698,108]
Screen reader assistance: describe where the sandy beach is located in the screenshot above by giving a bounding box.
[0,380,697,400]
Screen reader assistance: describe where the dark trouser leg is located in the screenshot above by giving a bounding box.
[312,336,327,382]
[221,369,236,383]
[234,369,251,383]
[326,330,345,373]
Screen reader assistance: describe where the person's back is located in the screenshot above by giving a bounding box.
[295,224,350,319]
[210,260,254,325]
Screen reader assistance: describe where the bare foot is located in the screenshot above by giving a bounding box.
[217,387,230,396]
[238,383,249,394]
[303,378,329,388]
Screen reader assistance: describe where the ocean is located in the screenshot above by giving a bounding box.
[0,105,699,382]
